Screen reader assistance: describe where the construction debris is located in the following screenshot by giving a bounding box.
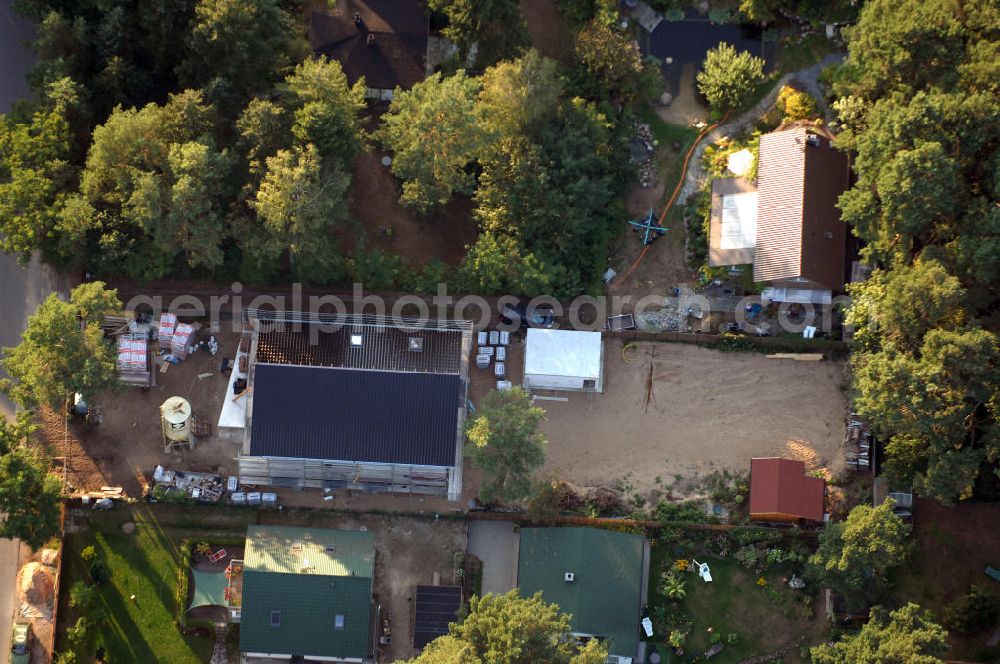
[765,353,824,361]
[152,466,225,503]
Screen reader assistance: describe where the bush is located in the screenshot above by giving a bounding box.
[654,499,707,524]
[80,546,97,564]
[89,560,110,584]
[943,585,1000,634]
[776,85,819,122]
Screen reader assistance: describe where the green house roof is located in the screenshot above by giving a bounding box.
[517,527,645,658]
[240,526,375,659]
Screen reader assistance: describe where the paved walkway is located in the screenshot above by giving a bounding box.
[678,53,844,205]
[467,521,518,596]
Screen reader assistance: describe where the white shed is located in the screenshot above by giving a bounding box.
[523,329,604,393]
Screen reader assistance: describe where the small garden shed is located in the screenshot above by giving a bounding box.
[749,457,825,523]
[523,329,604,393]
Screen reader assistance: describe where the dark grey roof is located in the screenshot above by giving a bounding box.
[255,323,463,375]
[309,0,428,91]
[249,364,462,467]
[414,585,463,648]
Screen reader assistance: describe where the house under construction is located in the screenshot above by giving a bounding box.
[236,309,472,500]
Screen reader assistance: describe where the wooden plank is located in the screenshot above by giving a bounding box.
[765,353,824,361]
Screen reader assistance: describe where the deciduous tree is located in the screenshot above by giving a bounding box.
[0,447,62,550]
[376,71,489,213]
[427,0,529,69]
[808,501,911,603]
[1,283,121,409]
[465,388,546,504]
[696,42,765,112]
[283,57,366,169]
[810,603,947,664]
[407,591,608,664]
[246,143,348,284]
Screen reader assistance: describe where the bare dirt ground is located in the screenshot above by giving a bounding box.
[658,64,709,125]
[530,339,847,497]
[257,510,467,663]
[35,331,243,495]
[521,0,574,64]
[350,150,478,269]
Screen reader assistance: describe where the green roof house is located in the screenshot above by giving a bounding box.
[239,525,375,662]
[517,527,649,662]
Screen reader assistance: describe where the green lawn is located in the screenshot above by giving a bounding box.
[775,33,841,75]
[647,550,824,663]
[58,504,254,663]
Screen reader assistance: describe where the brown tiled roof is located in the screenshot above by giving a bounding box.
[753,126,850,290]
[310,0,428,91]
[749,457,825,522]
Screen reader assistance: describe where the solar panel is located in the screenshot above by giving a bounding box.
[413,585,463,648]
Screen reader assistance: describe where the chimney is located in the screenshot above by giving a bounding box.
[367,33,375,45]
[353,11,361,24]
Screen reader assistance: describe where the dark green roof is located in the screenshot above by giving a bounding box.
[517,527,645,658]
[239,526,374,659]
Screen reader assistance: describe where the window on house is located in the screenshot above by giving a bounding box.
[270,610,281,627]
[335,614,345,629]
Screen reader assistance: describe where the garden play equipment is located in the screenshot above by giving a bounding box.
[691,558,713,582]
[627,208,668,246]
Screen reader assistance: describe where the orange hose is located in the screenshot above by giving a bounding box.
[611,110,731,291]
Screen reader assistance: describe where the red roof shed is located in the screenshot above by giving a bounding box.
[749,458,825,522]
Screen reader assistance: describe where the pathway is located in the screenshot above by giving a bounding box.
[466,521,518,595]
[677,53,844,205]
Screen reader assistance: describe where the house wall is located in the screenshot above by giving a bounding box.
[749,511,801,523]
[245,653,361,663]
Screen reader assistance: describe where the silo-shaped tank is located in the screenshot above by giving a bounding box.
[160,396,192,441]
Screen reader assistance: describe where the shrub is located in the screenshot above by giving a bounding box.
[80,546,97,564]
[943,585,1000,634]
[654,499,707,524]
[776,85,819,122]
[89,560,110,584]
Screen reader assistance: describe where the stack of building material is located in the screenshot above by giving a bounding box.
[171,323,195,359]
[116,335,148,372]
[158,313,177,345]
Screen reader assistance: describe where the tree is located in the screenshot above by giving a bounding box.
[810,603,947,664]
[465,388,547,504]
[283,57,366,169]
[407,591,608,664]
[246,143,349,283]
[465,83,626,297]
[0,447,63,550]
[478,50,563,139]
[1,282,121,408]
[78,90,229,278]
[808,501,911,603]
[696,42,765,112]
[572,20,654,105]
[427,0,529,69]
[179,0,300,111]
[376,71,489,213]
[0,77,81,265]
[237,98,290,181]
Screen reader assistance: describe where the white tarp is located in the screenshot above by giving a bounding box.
[524,329,603,392]
[720,192,758,250]
[216,351,247,438]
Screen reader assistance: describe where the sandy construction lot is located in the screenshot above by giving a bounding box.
[536,339,847,494]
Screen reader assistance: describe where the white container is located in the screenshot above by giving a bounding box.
[160,397,192,442]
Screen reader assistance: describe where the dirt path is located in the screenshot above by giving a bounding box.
[677,53,844,205]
